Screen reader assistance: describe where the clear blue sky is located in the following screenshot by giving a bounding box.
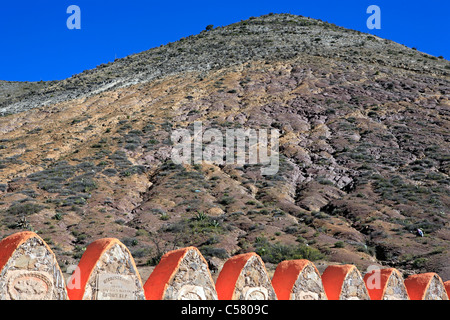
[0,0,448,82]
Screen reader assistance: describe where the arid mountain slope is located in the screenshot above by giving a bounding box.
[0,14,449,280]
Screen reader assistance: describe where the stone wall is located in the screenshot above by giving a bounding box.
[215,252,277,300]
[321,265,370,300]
[66,238,145,300]
[144,247,217,300]
[364,268,409,300]
[272,260,327,300]
[0,231,67,300]
[0,231,448,300]
[404,273,449,300]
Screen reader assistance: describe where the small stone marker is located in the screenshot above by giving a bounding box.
[404,272,449,300]
[66,238,145,300]
[0,231,68,300]
[363,268,409,300]
[271,259,327,300]
[144,246,217,300]
[321,264,370,300]
[215,252,277,300]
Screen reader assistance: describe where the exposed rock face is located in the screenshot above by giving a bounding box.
[2,14,447,117]
[0,232,67,300]
[0,13,449,282]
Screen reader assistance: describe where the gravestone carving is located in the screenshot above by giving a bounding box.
[0,231,68,300]
[66,238,145,300]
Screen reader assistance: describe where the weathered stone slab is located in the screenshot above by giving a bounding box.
[144,246,217,300]
[66,238,145,300]
[0,231,68,300]
[363,268,409,300]
[215,252,277,300]
[321,264,370,300]
[272,259,327,300]
[404,273,449,300]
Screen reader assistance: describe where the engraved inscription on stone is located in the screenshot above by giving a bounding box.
[295,291,319,300]
[6,270,53,300]
[177,285,207,300]
[243,287,268,300]
[96,273,138,300]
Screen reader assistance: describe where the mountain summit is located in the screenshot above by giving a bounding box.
[0,14,449,280]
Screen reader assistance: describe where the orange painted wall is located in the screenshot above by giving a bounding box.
[66,238,141,300]
[271,259,318,300]
[363,268,397,300]
[321,264,355,300]
[404,273,446,300]
[0,231,59,273]
[1,232,449,301]
[215,252,259,300]
[444,281,450,298]
[143,247,192,300]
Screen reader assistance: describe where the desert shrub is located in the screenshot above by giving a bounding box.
[412,257,428,268]
[18,189,37,198]
[121,237,139,247]
[72,246,85,259]
[130,247,152,258]
[219,196,235,206]
[61,195,87,207]
[72,231,87,244]
[317,177,334,185]
[121,165,146,177]
[102,168,118,176]
[334,241,345,248]
[7,202,44,215]
[29,161,75,191]
[254,237,324,263]
[200,246,229,259]
[193,211,207,221]
[67,176,97,193]
[108,150,132,169]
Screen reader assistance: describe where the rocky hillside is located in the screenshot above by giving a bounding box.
[0,14,449,280]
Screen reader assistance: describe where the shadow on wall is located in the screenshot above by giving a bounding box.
[0,231,448,300]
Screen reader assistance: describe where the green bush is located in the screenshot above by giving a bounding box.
[219,196,234,206]
[254,237,324,263]
[334,241,345,248]
[412,257,428,268]
[7,202,44,215]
